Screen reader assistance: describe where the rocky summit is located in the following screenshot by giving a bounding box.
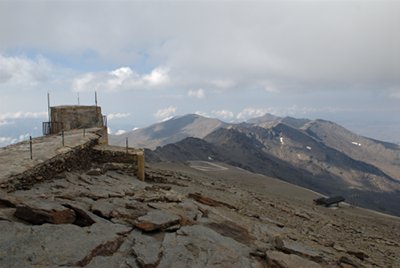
[1,157,400,267]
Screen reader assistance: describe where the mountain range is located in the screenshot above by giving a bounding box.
[110,113,400,216]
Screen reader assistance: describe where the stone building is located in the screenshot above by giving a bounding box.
[44,105,106,135]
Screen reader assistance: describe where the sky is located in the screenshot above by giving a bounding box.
[0,0,399,146]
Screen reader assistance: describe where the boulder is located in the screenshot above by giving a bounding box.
[14,200,76,225]
[87,168,103,176]
[131,231,162,267]
[267,250,322,268]
[135,210,180,232]
[188,192,237,210]
[158,225,261,267]
[274,237,323,262]
[0,221,131,267]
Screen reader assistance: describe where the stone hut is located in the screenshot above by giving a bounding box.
[44,105,106,135]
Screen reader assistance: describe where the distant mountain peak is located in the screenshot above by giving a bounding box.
[110,113,227,149]
[246,113,281,124]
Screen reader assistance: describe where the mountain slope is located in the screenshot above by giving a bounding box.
[110,114,226,149]
[148,123,400,216]
[303,119,400,180]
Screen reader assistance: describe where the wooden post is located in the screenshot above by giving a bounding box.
[137,150,145,181]
[29,136,33,160]
[126,137,128,154]
[47,92,51,122]
[62,129,65,146]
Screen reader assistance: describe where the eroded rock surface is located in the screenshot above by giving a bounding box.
[1,162,399,267]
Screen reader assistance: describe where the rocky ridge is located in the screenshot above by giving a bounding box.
[1,159,399,267]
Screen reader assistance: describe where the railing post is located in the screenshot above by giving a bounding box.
[62,129,65,146]
[29,136,33,160]
[137,151,145,181]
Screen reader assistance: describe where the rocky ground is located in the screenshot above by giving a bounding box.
[1,160,399,267]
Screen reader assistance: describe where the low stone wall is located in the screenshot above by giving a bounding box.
[4,138,98,192]
[2,132,145,192]
[91,145,145,180]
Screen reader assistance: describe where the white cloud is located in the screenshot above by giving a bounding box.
[0,133,30,147]
[72,66,169,92]
[209,79,235,89]
[0,111,47,121]
[0,137,16,147]
[236,108,271,120]
[194,111,209,117]
[390,89,400,99]
[0,54,51,87]
[154,106,177,121]
[0,120,12,127]
[188,88,205,99]
[107,112,131,120]
[114,129,127,135]
[212,109,234,120]
[143,67,169,86]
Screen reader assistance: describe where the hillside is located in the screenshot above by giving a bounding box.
[110,114,226,149]
[147,118,400,216]
[302,119,400,180]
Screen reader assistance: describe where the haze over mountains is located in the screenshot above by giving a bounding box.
[111,113,400,216]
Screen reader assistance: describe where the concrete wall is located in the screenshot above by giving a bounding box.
[50,105,104,132]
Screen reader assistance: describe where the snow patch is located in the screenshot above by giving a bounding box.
[280,136,284,145]
[351,142,362,146]
[306,146,312,150]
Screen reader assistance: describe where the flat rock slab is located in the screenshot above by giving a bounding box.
[0,221,131,267]
[132,231,162,267]
[188,192,237,210]
[158,225,261,268]
[275,237,323,262]
[267,250,322,268]
[135,210,180,232]
[14,200,76,225]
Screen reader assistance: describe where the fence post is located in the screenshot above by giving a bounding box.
[137,151,145,181]
[29,136,33,160]
[62,129,65,146]
[126,137,128,154]
[83,128,86,137]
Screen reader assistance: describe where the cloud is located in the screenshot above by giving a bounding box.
[188,88,205,99]
[0,111,47,121]
[114,129,127,135]
[0,120,13,127]
[107,112,131,120]
[72,67,169,92]
[236,108,272,120]
[0,54,51,87]
[0,133,30,147]
[212,109,234,120]
[154,106,177,121]
[2,1,399,93]
[0,136,16,147]
[390,88,400,99]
